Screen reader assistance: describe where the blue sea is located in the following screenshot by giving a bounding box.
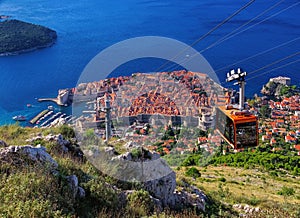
[0,0,299,125]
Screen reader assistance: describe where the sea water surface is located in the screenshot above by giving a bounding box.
[0,0,299,125]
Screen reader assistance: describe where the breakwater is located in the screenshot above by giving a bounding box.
[30,109,49,124]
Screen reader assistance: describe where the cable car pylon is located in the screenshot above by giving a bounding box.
[226,68,247,111]
[96,94,112,142]
[216,68,258,151]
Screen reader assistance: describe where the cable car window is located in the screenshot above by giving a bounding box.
[236,122,257,148]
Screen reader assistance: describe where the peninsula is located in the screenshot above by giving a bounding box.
[0,19,57,56]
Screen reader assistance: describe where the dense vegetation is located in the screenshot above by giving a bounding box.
[209,151,300,175]
[0,19,57,55]
[179,146,300,176]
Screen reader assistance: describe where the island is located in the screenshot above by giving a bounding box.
[0,19,57,56]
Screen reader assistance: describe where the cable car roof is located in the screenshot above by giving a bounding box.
[218,106,257,123]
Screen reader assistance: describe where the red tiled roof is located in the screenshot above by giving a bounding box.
[294,145,300,151]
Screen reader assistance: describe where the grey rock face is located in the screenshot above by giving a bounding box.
[45,134,70,152]
[27,134,85,156]
[77,186,86,198]
[66,175,79,198]
[89,146,208,211]
[56,134,70,147]
[104,146,116,156]
[124,141,139,150]
[112,152,132,161]
[170,186,208,212]
[0,145,58,169]
[66,175,86,199]
[144,171,176,207]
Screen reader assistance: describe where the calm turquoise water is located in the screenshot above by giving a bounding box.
[0,0,299,125]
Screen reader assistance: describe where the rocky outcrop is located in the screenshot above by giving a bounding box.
[104,146,116,156]
[94,144,208,211]
[27,133,83,158]
[0,139,86,200]
[233,204,260,217]
[171,186,207,211]
[124,141,139,150]
[45,133,70,152]
[144,171,176,207]
[66,175,86,199]
[0,144,58,169]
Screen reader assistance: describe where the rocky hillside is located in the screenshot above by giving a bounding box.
[0,125,221,217]
[1,125,299,217]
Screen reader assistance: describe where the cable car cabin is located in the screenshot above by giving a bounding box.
[216,106,258,150]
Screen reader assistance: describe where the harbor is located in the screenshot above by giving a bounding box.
[28,108,75,128]
[9,100,76,128]
[9,87,85,128]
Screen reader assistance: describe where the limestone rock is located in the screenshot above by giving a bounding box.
[148,151,160,160]
[233,203,260,215]
[144,171,176,206]
[112,152,132,161]
[28,134,85,157]
[0,145,58,169]
[83,143,208,211]
[25,135,42,143]
[77,186,86,198]
[124,141,139,150]
[172,186,207,211]
[104,146,116,156]
[67,175,79,198]
[66,175,86,199]
[56,134,70,146]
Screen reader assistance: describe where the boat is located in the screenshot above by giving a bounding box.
[27,104,32,108]
[12,115,27,121]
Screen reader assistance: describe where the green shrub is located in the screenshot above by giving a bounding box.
[269,171,278,177]
[162,153,189,167]
[59,125,75,139]
[218,177,226,182]
[131,147,151,160]
[127,189,154,216]
[181,154,201,167]
[277,186,295,196]
[76,177,119,217]
[131,148,142,160]
[32,138,45,146]
[185,167,201,178]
